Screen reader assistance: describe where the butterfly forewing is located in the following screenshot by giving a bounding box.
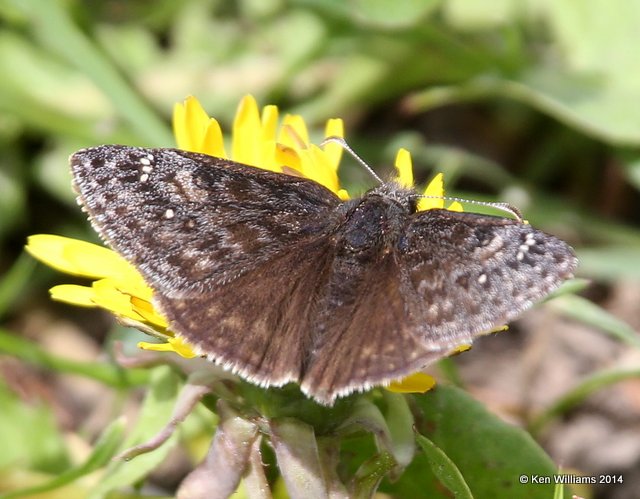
[70,146,340,296]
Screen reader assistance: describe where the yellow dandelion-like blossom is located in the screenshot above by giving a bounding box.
[26,95,470,396]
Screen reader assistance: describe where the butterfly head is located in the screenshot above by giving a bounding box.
[366,182,419,214]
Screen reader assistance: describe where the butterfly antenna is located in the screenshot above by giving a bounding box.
[320,136,383,184]
[419,194,525,223]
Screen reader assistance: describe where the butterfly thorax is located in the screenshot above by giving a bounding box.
[333,182,417,259]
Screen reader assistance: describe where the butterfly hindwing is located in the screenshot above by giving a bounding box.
[155,235,337,388]
[301,250,448,404]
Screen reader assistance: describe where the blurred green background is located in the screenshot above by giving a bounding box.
[1,0,639,498]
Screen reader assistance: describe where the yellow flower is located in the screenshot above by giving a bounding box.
[25,234,192,355]
[393,147,463,213]
[173,95,349,199]
[26,95,467,396]
[388,372,437,394]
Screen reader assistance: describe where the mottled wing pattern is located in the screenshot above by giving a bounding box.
[396,209,578,346]
[70,146,340,297]
[71,146,577,406]
[301,251,447,404]
[155,236,337,387]
[301,208,576,404]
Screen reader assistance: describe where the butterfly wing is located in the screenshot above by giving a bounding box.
[154,236,337,387]
[71,146,343,387]
[396,209,577,347]
[301,207,577,404]
[70,146,340,296]
[301,250,448,404]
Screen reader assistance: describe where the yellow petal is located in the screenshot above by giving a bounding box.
[26,235,135,279]
[279,115,309,148]
[337,188,350,200]
[258,105,281,171]
[449,344,472,355]
[92,279,144,321]
[49,284,96,307]
[274,144,300,172]
[488,325,509,335]
[447,201,463,212]
[261,105,279,143]
[201,118,226,157]
[177,96,209,152]
[387,372,436,394]
[256,140,283,173]
[232,95,261,166]
[138,336,198,359]
[169,336,199,358]
[418,173,445,211]
[130,296,169,329]
[172,100,189,151]
[138,341,176,355]
[323,119,344,171]
[298,145,340,194]
[394,148,414,188]
[117,279,155,305]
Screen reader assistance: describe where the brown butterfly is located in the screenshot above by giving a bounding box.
[71,146,577,405]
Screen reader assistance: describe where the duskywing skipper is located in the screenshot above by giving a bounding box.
[70,146,577,405]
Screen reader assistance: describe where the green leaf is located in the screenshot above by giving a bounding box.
[0,328,150,388]
[348,0,442,28]
[381,392,415,468]
[553,480,564,499]
[575,247,640,281]
[541,0,640,89]
[2,418,126,498]
[386,386,558,499]
[621,152,640,191]
[409,72,640,148]
[548,294,640,349]
[0,253,35,320]
[87,365,182,499]
[270,418,328,499]
[0,379,69,475]
[518,67,640,147]
[529,367,640,436]
[443,0,519,29]
[6,0,172,146]
[351,451,396,498]
[0,153,25,241]
[415,434,473,499]
[439,0,640,146]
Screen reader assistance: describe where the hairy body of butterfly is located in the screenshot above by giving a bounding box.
[71,146,577,405]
